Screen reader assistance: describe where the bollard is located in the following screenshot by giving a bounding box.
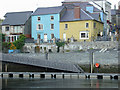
[64,74,71,79]
[45,74,51,79]
[90,75,97,79]
[23,74,29,78]
[56,74,63,79]
[34,74,40,78]
[13,74,19,78]
[71,74,79,79]
[103,76,110,79]
[3,74,9,78]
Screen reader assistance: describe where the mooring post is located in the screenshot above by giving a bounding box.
[5,64,8,72]
[89,51,94,73]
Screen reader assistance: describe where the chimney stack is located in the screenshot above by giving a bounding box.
[74,6,80,19]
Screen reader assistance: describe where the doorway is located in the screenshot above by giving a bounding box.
[44,34,47,42]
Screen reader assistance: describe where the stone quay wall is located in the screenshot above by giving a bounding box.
[23,41,119,53]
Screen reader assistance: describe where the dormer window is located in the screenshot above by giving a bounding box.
[51,16,54,20]
[38,17,41,21]
[86,6,94,13]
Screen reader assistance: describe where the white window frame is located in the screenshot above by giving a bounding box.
[51,24,54,30]
[37,24,43,30]
[80,31,89,39]
[85,22,89,28]
[50,16,54,21]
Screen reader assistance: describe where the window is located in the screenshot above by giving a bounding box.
[51,16,54,20]
[81,33,86,38]
[86,23,89,28]
[37,24,43,30]
[51,24,54,30]
[65,24,68,29]
[80,31,89,39]
[51,34,54,39]
[94,23,96,29]
[5,27,9,31]
[38,17,41,21]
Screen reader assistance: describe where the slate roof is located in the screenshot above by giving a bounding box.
[2,11,33,25]
[63,2,102,12]
[74,2,102,12]
[60,9,101,22]
[32,6,64,16]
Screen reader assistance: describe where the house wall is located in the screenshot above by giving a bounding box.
[31,14,60,40]
[24,17,32,38]
[60,20,103,42]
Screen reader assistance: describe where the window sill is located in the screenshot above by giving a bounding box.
[80,38,89,40]
[37,29,43,31]
[64,28,68,30]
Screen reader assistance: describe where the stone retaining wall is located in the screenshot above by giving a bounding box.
[23,41,118,53]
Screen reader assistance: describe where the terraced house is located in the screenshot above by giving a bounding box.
[2,11,33,42]
[60,2,104,42]
[31,6,66,43]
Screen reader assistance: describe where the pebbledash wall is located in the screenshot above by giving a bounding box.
[31,14,60,41]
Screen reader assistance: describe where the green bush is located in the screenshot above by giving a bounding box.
[13,34,26,49]
[56,42,65,53]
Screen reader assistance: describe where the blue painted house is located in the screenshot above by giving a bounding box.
[31,6,66,43]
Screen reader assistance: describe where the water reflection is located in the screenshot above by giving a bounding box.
[1,78,119,88]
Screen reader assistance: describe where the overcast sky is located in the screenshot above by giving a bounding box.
[0,0,119,19]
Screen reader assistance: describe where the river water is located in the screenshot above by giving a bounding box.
[1,78,119,89]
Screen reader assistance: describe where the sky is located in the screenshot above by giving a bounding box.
[0,0,119,19]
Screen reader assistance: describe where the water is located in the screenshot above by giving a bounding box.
[1,78,119,89]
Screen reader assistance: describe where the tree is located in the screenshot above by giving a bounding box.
[13,34,26,50]
[56,42,65,53]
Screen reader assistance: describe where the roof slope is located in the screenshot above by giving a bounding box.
[2,11,33,25]
[63,2,101,12]
[60,9,101,22]
[32,6,64,16]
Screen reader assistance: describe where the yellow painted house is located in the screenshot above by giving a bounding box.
[60,6,104,42]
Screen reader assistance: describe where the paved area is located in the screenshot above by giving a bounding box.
[10,50,119,65]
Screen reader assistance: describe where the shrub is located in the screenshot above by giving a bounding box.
[10,42,16,50]
[13,34,26,50]
[56,42,65,53]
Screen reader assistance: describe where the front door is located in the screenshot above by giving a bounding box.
[37,34,41,43]
[44,34,47,42]
[63,33,66,41]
